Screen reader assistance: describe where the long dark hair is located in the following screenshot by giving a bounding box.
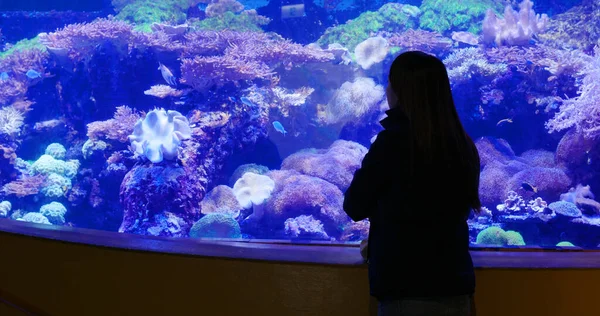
[388,51,481,213]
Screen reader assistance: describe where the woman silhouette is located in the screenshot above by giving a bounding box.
[344,51,480,316]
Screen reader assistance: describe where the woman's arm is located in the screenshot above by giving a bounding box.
[343,131,391,222]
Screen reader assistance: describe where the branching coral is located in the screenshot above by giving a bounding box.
[1,175,46,197]
[546,47,600,139]
[87,106,143,143]
[443,47,508,84]
[482,0,549,47]
[387,29,453,56]
[39,18,134,61]
[180,31,333,89]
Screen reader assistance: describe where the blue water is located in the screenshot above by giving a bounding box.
[0,0,598,249]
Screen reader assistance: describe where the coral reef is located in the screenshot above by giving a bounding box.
[264,170,350,236]
[87,106,143,143]
[1,175,46,197]
[205,0,244,17]
[560,185,600,215]
[443,48,509,84]
[189,213,242,239]
[45,143,67,160]
[556,241,575,247]
[419,0,503,35]
[190,10,270,32]
[39,202,67,225]
[476,226,508,245]
[340,220,370,242]
[0,201,10,217]
[229,163,269,187]
[317,3,417,51]
[323,77,384,125]
[0,106,25,139]
[232,172,275,220]
[119,164,202,237]
[482,0,549,47]
[143,85,184,99]
[128,109,192,163]
[281,140,367,192]
[546,47,600,139]
[17,212,52,225]
[387,29,453,56]
[354,36,389,70]
[548,201,582,219]
[284,215,330,240]
[200,185,242,218]
[505,230,526,246]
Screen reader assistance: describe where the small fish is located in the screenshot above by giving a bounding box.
[228,96,236,103]
[174,101,185,106]
[158,63,177,86]
[26,69,41,79]
[522,182,538,193]
[272,121,287,135]
[0,72,8,81]
[496,118,513,126]
[240,97,255,107]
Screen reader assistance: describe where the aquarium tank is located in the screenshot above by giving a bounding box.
[0,0,599,249]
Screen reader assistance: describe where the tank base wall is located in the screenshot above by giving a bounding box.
[0,232,598,316]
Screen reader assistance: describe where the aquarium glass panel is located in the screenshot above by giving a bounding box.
[0,0,598,249]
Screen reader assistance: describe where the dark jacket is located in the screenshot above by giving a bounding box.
[343,108,476,301]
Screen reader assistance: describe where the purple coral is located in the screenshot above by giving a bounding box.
[284,215,330,240]
[119,164,203,237]
[506,167,571,200]
[281,140,367,191]
[475,137,516,168]
[265,170,350,236]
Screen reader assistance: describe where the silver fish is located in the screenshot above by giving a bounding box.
[158,63,177,86]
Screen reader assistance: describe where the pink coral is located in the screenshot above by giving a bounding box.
[1,175,46,197]
[87,106,143,142]
[181,55,275,88]
[39,18,134,61]
[387,29,453,55]
[482,0,549,47]
[179,31,333,89]
[281,140,367,191]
